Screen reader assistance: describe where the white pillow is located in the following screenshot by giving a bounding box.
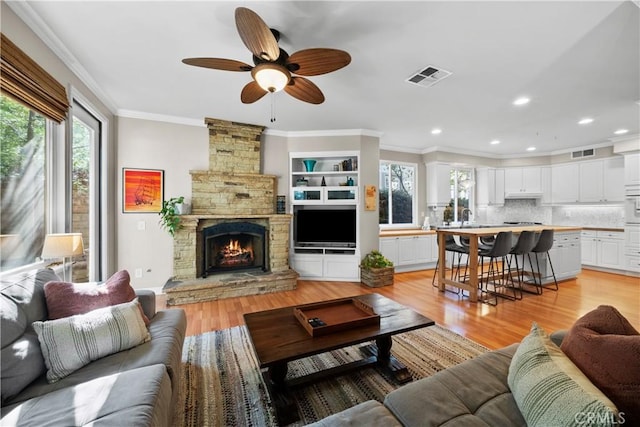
[33,298,150,382]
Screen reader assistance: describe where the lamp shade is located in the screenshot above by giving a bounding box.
[252,63,291,93]
[41,233,84,259]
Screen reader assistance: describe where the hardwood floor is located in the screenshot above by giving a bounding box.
[163,268,640,350]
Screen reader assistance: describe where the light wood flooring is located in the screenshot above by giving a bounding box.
[162,268,640,350]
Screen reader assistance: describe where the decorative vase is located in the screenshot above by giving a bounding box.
[302,159,317,172]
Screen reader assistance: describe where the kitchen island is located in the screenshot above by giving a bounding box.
[436,225,582,302]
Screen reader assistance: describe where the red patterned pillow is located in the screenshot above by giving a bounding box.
[561,305,640,425]
[44,270,150,325]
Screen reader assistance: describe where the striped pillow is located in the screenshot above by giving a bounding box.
[33,298,150,383]
[508,323,619,427]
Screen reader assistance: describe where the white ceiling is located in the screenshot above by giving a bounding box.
[9,1,640,156]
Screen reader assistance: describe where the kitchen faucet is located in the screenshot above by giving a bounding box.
[461,208,472,225]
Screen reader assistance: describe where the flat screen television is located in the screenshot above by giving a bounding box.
[295,209,356,247]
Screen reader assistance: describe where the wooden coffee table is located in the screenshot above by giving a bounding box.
[243,293,435,424]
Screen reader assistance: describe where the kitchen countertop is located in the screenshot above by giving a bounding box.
[379,228,436,237]
[581,227,625,232]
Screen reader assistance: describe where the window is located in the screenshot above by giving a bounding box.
[444,167,474,223]
[0,94,48,271]
[379,161,416,226]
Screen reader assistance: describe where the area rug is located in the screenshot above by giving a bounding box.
[173,324,488,427]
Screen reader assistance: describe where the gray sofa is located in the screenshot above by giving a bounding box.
[1,268,187,427]
[309,344,524,427]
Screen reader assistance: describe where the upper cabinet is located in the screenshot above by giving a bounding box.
[504,167,542,198]
[290,151,359,205]
[552,163,579,203]
[579,157,624,203]
[624,153,640,186]
[426,162,451,207]
[552,157,624,204]
[476,168,505,207]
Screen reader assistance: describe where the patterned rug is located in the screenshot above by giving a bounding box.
[173,324,488,426]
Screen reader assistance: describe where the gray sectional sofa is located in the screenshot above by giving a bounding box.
[1,268,187,427]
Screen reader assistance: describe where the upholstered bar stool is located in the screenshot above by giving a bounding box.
[478,231,516,305]
[507,231,537,298]
[529,229,558,292]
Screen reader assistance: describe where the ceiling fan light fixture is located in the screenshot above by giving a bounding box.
[252,63,291,93]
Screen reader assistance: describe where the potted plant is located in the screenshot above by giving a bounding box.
[159,196,185,237]
[360,250,395,287]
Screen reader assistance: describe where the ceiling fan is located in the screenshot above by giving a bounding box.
[182,7,351,105]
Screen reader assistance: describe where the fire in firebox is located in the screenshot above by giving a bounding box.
[217,239,254,267]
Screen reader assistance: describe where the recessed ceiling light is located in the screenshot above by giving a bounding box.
[431,128,442,135]
[513,97,530,106]
[578,118,593,125]
[614,129,629,135]
[526,146,536,152]
[490,140,500,145]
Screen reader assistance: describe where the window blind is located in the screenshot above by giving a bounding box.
[1,33,69,123]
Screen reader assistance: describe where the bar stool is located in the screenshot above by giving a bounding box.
[507,231,537,298]
[478,231,516,305]
[432,235,468,288]
[529,229,558,292]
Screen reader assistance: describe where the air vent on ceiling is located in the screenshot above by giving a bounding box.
[406,65,452,88]
[571,148,595,159]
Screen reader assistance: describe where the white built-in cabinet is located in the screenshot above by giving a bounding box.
[379,234,438,272]
[624,153,640,186]
[476,168,505,207]
[581,230,625,270]
[426,162,452,207]
[289,151,361,281]
[578,157,624,203]
[551,163,580,203]
[624,224,640,273]
[504,167,542,197]
[552,157,624,204]
[547,231,582,282]
[541,166,552,205]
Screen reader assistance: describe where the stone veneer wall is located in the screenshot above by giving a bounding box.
[171,117,293,284]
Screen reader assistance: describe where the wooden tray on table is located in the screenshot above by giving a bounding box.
[293,297,380,337]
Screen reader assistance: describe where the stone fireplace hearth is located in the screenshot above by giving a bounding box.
[163,118,297,305]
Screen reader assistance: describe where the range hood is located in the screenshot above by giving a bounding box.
[504,192,543,199]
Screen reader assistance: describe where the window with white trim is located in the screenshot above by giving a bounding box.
[379,161,417,227]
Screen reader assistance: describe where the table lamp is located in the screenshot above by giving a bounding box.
[41,233,84,281]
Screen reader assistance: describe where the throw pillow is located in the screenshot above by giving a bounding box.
[508,323,620,427]
[33,298,150,383]
[44,270,150,325]
[561,305,640,425]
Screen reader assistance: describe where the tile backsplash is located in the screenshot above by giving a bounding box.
[428,199,624,229]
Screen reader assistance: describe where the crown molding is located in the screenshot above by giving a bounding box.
[6,1,118,114]
[263,128,383,138]
[379,144,423,154]
[117,110,205,127]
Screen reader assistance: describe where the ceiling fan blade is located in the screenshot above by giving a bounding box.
[235,7,280,61]
[182,58,253,72]
[286,48,351,76]
[284,77,325,104]
[241,81,268,104]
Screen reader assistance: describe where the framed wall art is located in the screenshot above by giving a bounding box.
[122,168,164,213]
[365,185,377,211]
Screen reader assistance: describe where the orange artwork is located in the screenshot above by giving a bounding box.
[122,168,164,213]
[365,185,377,211]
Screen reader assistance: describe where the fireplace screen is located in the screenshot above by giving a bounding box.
[202,222,266,277]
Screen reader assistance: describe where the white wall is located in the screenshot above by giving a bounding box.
[117,117,208,288]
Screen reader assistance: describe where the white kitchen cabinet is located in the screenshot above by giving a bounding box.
[380,234,437,272]
[624,153,640,186]
[504,167,542,197]
[426,162,452,207]
[552,163,580,203]
[579,157,624,203]
[541,167,552,205]
[625,224,640,272]
[530,231,581,284]
[582,230,624,270]
[476,168,505,207]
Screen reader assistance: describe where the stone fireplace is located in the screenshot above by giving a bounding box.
[163,118,297,305]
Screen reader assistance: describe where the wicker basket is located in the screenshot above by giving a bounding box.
[360,266,394,287]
